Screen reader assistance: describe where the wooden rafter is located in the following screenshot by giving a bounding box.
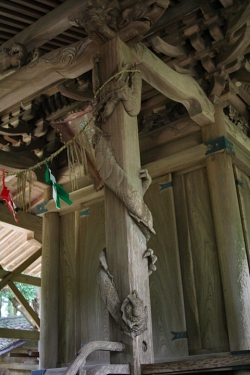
[0,328,39,340]
[0,248,42,290]
[7,281,40,329]
[0,269,40,287]
[0,0,89,52]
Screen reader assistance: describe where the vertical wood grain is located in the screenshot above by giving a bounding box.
[79,202,109,362]
[234,166,250,267]
[58,212,77,365]
[40,212,60,369]
[184,168,229,351]
[99,36,153,373]
[206,153,250,351]
[145,174,188,361]
[173,174,202,352]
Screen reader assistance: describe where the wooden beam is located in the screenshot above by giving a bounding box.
[0,204,42,243]
[0,38,97,114]
[0,0,89,52]
[0,269,41,287]
[141,352,250,374]
[0,328,39,340]
[132,43,215,126]
[8,281,40,329]
[0,248,42,290]
[37,143,209,215]
[145,0,200,38]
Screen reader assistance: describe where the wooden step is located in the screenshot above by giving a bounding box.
[141,352,250,374]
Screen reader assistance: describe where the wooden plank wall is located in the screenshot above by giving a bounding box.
[173,167,229,355]
[78,202,109,362]
[144,174,188,360]
[234,166,250,266]
[56,166,236,363]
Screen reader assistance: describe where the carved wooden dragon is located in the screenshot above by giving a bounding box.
[98,249,148,338]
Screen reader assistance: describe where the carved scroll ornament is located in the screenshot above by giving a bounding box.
[98,249,148,338]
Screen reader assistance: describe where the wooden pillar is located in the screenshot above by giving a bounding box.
[58,211,78,365]
[98,37,153,374]
[39,212,60,369]
[203,105,250,351]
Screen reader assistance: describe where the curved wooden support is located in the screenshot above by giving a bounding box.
[226,2,250,37]
[57,83,94,102]
[217,25,250,67]
[132,43,215,126]
[149,36,186,58]
[86,364,130,375]
[64,341,125,375]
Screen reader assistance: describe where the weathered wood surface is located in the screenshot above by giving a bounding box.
[139,118,200,154]
[132,43,215,126]
[0,362,38,370]
[0,204,42,243]
[145,0,200,38]
[38,143,210,217]
[150,36,186,58]
[201,104,227,141]
[98,36,153,374]
[145,143,208,179]
[79,202,109,362]
[141,132,201,165]
[64,341,125,375]
[0,328,39,340]
[206,152,250,351]
[203,105,250,352]
[86,364,130,375]
[0,0,89,52]
[234,166,250,267]
[38,185,104,216]
[0,269,40,287]
[0,248,42,290]
[141,352,250,374]
[0,38,97,114]
[39,212,60,369]
[226,115,250,158]
[59,212,77,365]
[144,175,188,360]
[184,168,229,351]
[173,174,201,352]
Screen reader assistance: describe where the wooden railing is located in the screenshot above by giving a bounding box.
[64,341,129,375]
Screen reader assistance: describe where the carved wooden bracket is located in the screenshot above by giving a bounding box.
[69,0,170,46]
[132,43,215,126]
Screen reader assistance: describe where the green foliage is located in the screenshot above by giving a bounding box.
[0,283,37,302]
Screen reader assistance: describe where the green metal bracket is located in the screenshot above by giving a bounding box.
[204,136,235,156]
[36,201,48,215]
[236,179,244,188]
[159,181,173,192]
[80,208,90,217]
